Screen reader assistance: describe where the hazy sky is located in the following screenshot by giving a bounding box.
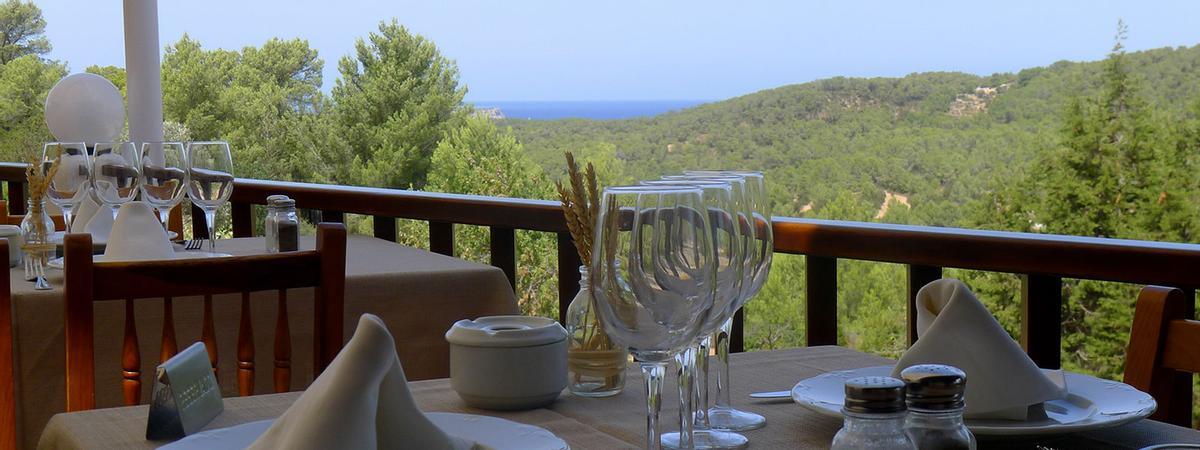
[33,1,1200,101]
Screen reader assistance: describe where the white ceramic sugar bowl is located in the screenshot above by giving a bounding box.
[445,315,568,410]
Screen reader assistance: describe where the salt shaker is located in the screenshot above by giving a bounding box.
[900,364,976,450]
[831,376,916,450]
[275,198,299,252]
[264,194,289,253]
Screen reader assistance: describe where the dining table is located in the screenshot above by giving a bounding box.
[36,346,1200,449]
[9,235,518,450]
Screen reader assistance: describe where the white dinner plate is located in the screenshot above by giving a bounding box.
[46,251,231,268]
[160,413,570,450]
[47,230,179,247]
[791,365,1156,436]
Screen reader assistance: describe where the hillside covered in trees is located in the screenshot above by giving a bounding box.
[2,0,1198,394]
[508,26,1200,388]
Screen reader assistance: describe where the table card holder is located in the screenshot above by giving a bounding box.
[146,342,223,440]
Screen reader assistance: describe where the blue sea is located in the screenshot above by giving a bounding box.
[471,100,709,120]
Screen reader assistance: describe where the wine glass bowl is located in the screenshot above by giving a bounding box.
[90,142,141,219]
[42,142,91,230]
[139,142,189,226]
[186,141,234,251]
[592,186,714,359]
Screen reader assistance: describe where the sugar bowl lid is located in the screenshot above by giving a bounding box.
[445,315,567,348]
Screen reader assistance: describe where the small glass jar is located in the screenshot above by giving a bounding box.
[565,266,627,397]
[831,376,916,450]
[900,364,976,450]
[274,199,299,252]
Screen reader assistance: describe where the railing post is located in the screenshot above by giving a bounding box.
[557,233,581,324]
[321,210,344,224]
[6,181,24,215]
[373,216,396,242]
[231,202,252,237]
[907,265,942,344]
[806,256,838,346]
[191,204,208,239]
[1021,274,1062,369]
[429,221,454,256]
[490,226,516,292]
[731,309,745,353]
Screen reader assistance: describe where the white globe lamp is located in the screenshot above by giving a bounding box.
[44,73,125,145]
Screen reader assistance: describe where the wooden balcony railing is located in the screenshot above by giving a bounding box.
[2,162,1197,411]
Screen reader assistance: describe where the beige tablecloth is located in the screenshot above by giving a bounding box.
[37,347,1200,449]
[12,235,517,450]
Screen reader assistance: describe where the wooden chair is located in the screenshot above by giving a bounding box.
[1123,285,1198,427]
[62,223,347,412]
[0,241,16,449]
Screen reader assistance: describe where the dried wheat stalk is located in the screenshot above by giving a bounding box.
[557,152,599,263]
[23,146,60,253]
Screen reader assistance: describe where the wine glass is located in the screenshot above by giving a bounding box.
[42,142,91,231]
[140,142,189,226]
[643,179,749,450]
[90,142,141,220]
[591,185,716,450]
[683,170,772,432]
[187,141,234,251]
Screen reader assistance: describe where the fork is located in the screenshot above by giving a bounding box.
[183,239,204,250]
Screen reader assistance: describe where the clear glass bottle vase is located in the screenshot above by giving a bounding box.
[20,199,55,281]
[565,266,627,397]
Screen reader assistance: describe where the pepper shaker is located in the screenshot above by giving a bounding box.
[275,198,299,252]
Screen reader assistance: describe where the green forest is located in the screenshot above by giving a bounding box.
[3,2,1199,394]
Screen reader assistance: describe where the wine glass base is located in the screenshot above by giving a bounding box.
[660,429,749,450]
[707,407,766,431]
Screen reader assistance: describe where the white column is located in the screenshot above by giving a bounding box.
[123,0,164,162]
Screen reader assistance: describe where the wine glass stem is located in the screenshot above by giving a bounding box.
[714,317,734,409]
[156,208,169,228]
[641,361,666,450]
[695,337,711,428]
[203,207,217,251]
[675,348,695,448]
[61,205,73,233]
[110,205,120,221]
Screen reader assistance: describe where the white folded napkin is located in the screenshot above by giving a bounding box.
[892,278,1066,420]
[248,314,479,450]
[101,201,173,261]
[82,204,114,242]
[71,196,100,234]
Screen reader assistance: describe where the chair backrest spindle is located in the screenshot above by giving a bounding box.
[274,289,291,392]
[159,297,178,364]
[121,298,140,405]
[237,292,255,396]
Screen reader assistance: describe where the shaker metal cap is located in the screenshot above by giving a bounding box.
[265,194,290,205]
[843,376,906,414]
[899,364,966,410]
